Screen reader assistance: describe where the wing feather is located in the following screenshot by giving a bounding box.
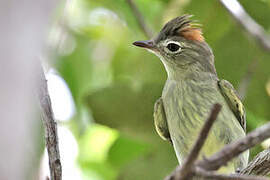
[153,98,171,142]
[218,79,246,131]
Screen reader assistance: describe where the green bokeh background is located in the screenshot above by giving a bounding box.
[49,0,270,179]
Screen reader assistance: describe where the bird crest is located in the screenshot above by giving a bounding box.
[158,14,204,42]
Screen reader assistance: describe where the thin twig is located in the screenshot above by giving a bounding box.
[219,0,270,52]
[240,148,270,176]
[38,65,62,180]
[196,121,270,171]
[172,104,222,180]
[237,58,258,100]
[126,0,154,38]
[194,167,269,180]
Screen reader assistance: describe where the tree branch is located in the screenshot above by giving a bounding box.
[165,105,270,180]
[38,65,62,180]
[219,0,270,52]
[171,104,222,180]
[126,0,154,38]
[194,167,269,180]
[197,121,270,171]
[240,148,270,176]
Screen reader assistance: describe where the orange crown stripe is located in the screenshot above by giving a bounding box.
[179,28,204,42]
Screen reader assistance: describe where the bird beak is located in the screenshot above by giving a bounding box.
[133,40,155,50]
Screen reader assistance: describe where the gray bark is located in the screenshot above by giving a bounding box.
[0,0,56,179]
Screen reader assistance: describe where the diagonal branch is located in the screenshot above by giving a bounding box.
[219,0,270,52]
[196,121,270,171]
[164,104,270,180]
[38,65,62,180]
[126,0,154,38]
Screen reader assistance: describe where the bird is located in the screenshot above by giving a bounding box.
[133,14,249,173]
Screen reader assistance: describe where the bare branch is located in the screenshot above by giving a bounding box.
[38,65,62,180]
[219,0,270,52]
[197,121,270,171]
[241,148,270,176]
[171,104,222,180]
[164,105,270,179]
[194,167,269,180]
[126,0,154,38]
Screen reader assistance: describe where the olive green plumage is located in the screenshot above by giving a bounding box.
[218,79,246,131]
[154,79,246,142]
[134,15,249,173]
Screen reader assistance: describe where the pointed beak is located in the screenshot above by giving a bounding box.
[133,40,155,50]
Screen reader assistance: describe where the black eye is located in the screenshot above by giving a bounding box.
[167,43,180,52]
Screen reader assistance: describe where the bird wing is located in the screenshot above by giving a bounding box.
[218,79,246,131]
[153,97,171,142]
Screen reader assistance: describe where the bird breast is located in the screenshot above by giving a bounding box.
[161,79,247,171]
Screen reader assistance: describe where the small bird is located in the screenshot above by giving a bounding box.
[133,15,248,173]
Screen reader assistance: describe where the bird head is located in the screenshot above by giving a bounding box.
[133,15,216,79]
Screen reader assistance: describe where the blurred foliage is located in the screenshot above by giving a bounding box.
[50,0,270,179]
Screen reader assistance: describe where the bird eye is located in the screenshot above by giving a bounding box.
[166,42,181,52]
